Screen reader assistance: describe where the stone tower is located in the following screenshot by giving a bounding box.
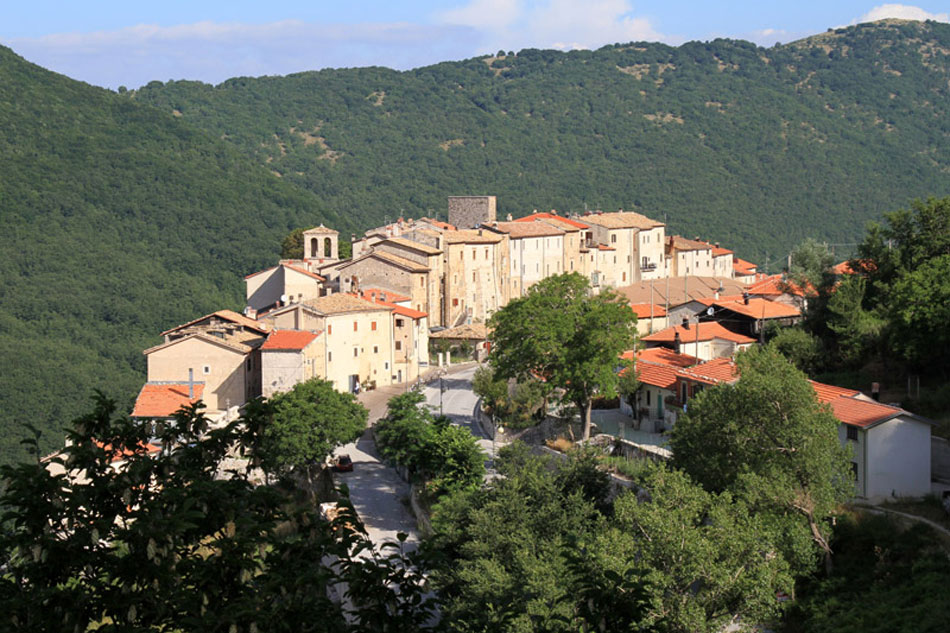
[448,196,496,229]
[303,224,339,261]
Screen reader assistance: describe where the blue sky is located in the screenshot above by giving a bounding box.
[2,1,948,89]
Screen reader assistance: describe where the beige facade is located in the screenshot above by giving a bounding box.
[244,264,325,312]
[145,335,261,411]
[261,295,395,393]
[666,236,715,278]
[443,229,509,326]
[487,221,565,298]
[303,224,339,263]
[580,211,667,287]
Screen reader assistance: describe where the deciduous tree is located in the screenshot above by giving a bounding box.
[488,273,637,440]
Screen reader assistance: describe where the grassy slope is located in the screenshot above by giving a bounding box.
[134,20,950,263]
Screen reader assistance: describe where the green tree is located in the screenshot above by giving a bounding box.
[825,275,884,366]
[600,465,794,633]
[670,347,853,574]
[262,378,368,481]
[887,254,950,369]
[281,227,306,259]
[0,395,435,632]
[789,237,835,292]
[488,273,637,440]
[767,326,823,373]
[617,363,641,416]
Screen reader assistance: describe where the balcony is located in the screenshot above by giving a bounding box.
[640,261,657,272]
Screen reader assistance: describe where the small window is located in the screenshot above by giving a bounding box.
[622,272,626,282]
[452,298,459,307]
[395,341,402,351]
[353,321,358,332]
[328,351,333,362]
[611,234,617,244]
[396,318,404,327]
[384,362,389,370]
[846,426,858,441]
[646,390,651,406]
[485,248,489,259]
[420,277,425,287]
[371,321,377,331]
[203,365,211,375]
[327,324,332,335]
[472,250,476,260]
[373,345,379,354]
[353,348,358,357]
[473,272,476,282]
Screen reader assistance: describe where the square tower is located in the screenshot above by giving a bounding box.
[303,224,339,261]
[448,196,496,229]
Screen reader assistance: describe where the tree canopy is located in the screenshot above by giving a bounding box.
[670,346,853,573]
[488,273,638,439]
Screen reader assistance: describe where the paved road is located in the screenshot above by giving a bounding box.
[333,364,481,549]
[421,365,500,470]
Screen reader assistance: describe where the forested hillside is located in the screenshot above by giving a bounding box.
[135,19,950,261]
[0,47,343,462]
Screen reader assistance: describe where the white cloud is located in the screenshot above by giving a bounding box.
[438,0,669,53]
[2,20,475,88]
[854,4,949,24]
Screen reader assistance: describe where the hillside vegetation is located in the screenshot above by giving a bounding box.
[1,19,948,463]
[135,19,950,260]
[0,47,343,462]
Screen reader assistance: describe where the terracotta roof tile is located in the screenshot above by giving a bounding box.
[261,330,320,351]
[305,294,391,315]
[733,257,757,275]
[713,297,800,319]
[513,212,588,231]
[691,358,739,382]
[382,237,442,255]
[637,347,699,367]
[160,309,269,337]
[642,321,756,345]
[356,288,412,304]
[630,303,668,318]
[430,323,489,339]
[443,229,504,244]
[132,383,205,418]
[667,235,712,252]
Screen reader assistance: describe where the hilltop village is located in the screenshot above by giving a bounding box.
[132,195,936,502]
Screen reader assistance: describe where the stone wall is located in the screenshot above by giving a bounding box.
[448,196,496,229]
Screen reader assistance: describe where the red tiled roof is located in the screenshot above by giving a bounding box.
[810,380,861,402]
[746,274,814,298]
[713,297,800,319]
[419,217,457,231]
[733,257,757,275]
[353,293,427,319]
[635,361,681,390]
[691,357,739,382]
[261,329,320,351]
[488,220,565,238]
[630,303,668,318]
[826,397,902,429]
[94,440,161,463]
[642,321,756,345]
[513,212,590,230]
[638,347,699,367]
[132,383,204,418]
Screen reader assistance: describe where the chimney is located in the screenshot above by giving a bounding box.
[715,242,720,248]
[674,331,682,355]
[871,382,880,401]
[551,209,558,215]
[682,316,690,329]
[188,368,195,399]
[742,291,749,305]
[714,290,719,300]
[506,213,513,221]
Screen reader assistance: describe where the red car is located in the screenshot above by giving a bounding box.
[333,454,354,472]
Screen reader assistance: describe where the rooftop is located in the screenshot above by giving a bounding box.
[712,297,801,319]
[261,329,321,351]
[382,237,442,255]
[487,220,565,238]
[367,250,430,272]
[667,235,712,253]
[642,321,756,345]
[581,211,664,230]
[429,323,490,340]
[629,303,668,319]
[355,288,412,304]
[304,294,391,315]
[733,257,758,275]
[443,229,504,244]
[513,212,589,231]
[160,309,269,337]
[132,383,205,418]
[615,276,748,306]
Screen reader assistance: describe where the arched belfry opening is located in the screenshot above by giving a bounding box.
[302,224,339,262]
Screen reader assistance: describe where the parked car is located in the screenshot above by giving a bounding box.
[333,454,353,472]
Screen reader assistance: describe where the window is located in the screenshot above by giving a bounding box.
[622,272,626,282]
[846,426,858,441]
[353,348,359,357]
[396,318,404,327]
[420,277,425,287]
[203,365,211,375]
[452,298,459,307]
[328,351,332,362]
[353,321,358,332]
[473,272,476,282]
[327,324,332,335]
[611,234,617,244]
[371,321,377,331]
[373,346,378,354]
[485,249,489,259]
[395,341,402,351]
[246,357,252,370]
[472,250,476,260]
[646,390,651,406]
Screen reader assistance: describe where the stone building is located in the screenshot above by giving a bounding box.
[260,330,325,397]
[486,220,566,298]
[581,211,667,287]
[448,195,496,229]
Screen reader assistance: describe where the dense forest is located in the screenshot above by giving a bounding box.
[1,18,948,463]
[134,19,950,261]
[0,47,347,463]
